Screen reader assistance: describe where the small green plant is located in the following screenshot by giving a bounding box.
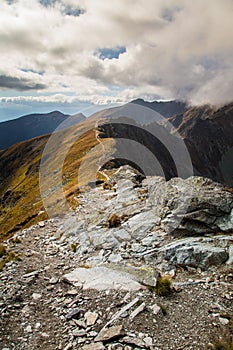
[0,244,7,258]
[159,303,168,316]
[146,285,157,293]
[70,243,78,253]
[108,214,121,228]
[156,276,173,296]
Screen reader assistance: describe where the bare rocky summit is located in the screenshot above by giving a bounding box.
[0,166,233,350]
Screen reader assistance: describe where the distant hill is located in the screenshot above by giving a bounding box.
[0,111,86,150]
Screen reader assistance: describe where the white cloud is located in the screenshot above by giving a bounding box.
[0,0,232,107]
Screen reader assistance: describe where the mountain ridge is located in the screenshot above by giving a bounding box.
[0,100,233,238]
[0,110,86,150]
[131,98,189,117]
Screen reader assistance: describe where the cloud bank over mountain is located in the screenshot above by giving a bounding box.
[0,0,232,118]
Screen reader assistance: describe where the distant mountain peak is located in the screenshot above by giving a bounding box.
[0,111,86,150]
[130,98,188,118]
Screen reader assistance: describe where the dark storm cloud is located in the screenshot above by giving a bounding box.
[0,75,47,91]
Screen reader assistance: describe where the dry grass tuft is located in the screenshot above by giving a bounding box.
[156,276,173,296]
[108,214,121,228]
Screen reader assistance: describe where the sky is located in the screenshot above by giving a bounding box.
[0,0,232,121]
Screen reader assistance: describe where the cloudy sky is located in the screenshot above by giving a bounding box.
[0,0,232,121]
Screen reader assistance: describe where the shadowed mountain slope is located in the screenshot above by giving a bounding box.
[168,102,233,186]
[0,111,86,150]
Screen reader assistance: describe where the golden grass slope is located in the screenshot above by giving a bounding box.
[0,119,114,242]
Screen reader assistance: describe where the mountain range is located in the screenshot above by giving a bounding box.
[0,99,232,238]
[0,111,86,150]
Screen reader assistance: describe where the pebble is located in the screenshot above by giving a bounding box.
[84,311,99,326]
[219,317,229,325]
[32,293,42,300]
[149,303,161,315]
[144,336,153,346]
[49,277,59,284]
[25,325,32,333]
[66,309,81,320]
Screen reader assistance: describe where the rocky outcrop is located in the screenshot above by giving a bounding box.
[160,237,231,269]
[54,166,233,271]
[146,176,233,235]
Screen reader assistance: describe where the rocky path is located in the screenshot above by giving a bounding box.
[1,166,233,349]
[0,222,233,350]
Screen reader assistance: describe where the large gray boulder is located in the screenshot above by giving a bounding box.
[160,238,229,269]
[147,176,233,235]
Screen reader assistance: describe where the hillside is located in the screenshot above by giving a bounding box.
[0,117,113,240]
[0,111,86,150]
[168,103,233,186]
[90,101,233,186]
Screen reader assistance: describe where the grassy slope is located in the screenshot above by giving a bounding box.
[0,119,114,242]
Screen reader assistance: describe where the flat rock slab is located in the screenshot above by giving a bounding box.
[63,266,143,291]
[95,325,125,342]
[82,343,105,350]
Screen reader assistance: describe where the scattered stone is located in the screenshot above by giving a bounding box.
[23,270,39,278]
[32,293,42,300]
[35,322,41,330]
[129,302,146,320]
[219,317,229,325]
[66,309,82,320]
[25,325,32,333]
[143,336,153,346]
[49,277,59,284]
[121,336,149,348]
[149,304,161,315]
[73,329,86,337]
[82,343,105,350]
[66,289,79,296]
[41,332,49,338]
[104,298,139,328]
[95,325,125,342]
[64,343,73,350]
[76,320,87,328]
[39,221,45,228]
[85,311,99,326]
